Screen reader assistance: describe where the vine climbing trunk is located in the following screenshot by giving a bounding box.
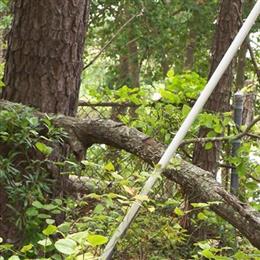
[192,0,242,174]
[1,0,90,116]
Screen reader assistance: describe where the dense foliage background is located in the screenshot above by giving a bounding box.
[0,0,259,259]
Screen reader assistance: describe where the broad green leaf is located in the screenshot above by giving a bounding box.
[20,243,33,253]
[69,231,88,243]
[35,142,53,155]
[8,256,20,260]
[46,219,55,225]
[87,234,108,247]
[37,238,52,247]
[55,238,77,255]
[233,251,251,259]
[195,241,211,249]
[58,222,71,234]
[43,204,57,211]
[200,248,215,258]
[32,200,43,209]
[38,213,51,219]
[42,225,57,236]
[26,207,38,217]
[174,207,185,216]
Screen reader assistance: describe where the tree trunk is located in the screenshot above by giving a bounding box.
[1,0,90,116]
[236,40,247,91]
[184,12,197,71]
[0,0,90,241]
[192,0,242,173]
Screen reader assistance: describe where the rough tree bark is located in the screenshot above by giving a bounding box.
[192,0,242,173]
[1,0,90,116]
[0,0,90,240]
[183,12,198,71]
[1,100,259,248]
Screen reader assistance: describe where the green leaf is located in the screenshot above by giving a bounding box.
[43,204,57,211]
[8,256,20,260]
[200,248,215,258]
[182,104,191,117]
[233,251,251,259]
[54,199,63,205]
[69,231,88,243]
[76,253,95,260]
[26,207,38,217]
[174,207,185,216]
[42,225,57,236]
[160,89,181,104]
[20,243,33,253]
[58,222,71,234]
[54,238,77,255]
[37,237,52,247]
[32,200,44,209]
[167,69,174,78]
[104,162,115,172]
[93,204,105,214]
[87,234,108,247]
[35,142,53,155]
[46,218,55,225]
[8,255,20,260]
[191,203,209,208]
[205,142,213,150]
[197,212,208,220]
[38,213,52,219]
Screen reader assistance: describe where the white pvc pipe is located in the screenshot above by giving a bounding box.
[101,1,260,259]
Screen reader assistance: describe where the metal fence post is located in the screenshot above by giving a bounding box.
[230,92,244,194]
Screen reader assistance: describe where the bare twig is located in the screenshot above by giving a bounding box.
[234,4,260,83]
[181,115,260,145]
[247,174,260,183]
[83,11,143,70]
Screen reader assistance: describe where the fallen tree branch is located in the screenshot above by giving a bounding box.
[1,100,260,248]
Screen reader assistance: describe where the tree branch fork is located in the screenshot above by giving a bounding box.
[0,100,259,249]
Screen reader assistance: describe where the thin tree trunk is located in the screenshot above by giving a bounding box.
[183,6,200,71]
[1,0,90,116]
[192,0,242,174]
[236,40,247,91]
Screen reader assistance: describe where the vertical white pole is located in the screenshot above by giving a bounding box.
[101,1,260,259]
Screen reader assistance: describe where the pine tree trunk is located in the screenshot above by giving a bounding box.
[0,0,90,241]
[192,0,242,173]
[1,0,90,116]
